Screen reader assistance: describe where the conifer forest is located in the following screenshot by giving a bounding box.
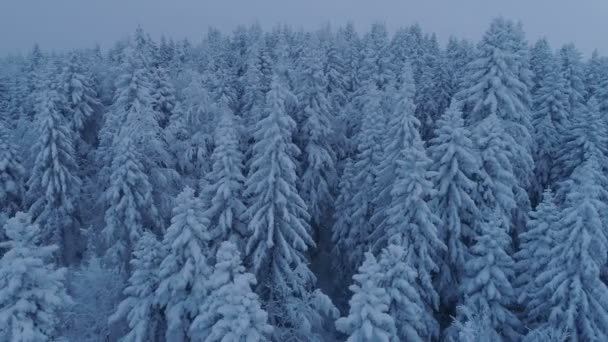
[2,17,608,341]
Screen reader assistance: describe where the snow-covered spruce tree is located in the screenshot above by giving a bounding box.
[521,326,569,342]
[110,232,165,342]
[444,37,474,97]
[200,101,247,250]
[370,63,416,243]
[0,212,71,342]
[335,252,398,342]
[296,45,337,227]
[0,122,25,220]
[190,241,272,342]
[457,18,534,190]
[599,65,608,115]
[166,70,214,179]
[60,53,101,141]
[428,102,481,307]
[445,297,503,342]
[151,66,176,128]
[367,73,444,339]
[377,244,431,342]
[156,187,211,341]
[27,86,81,264]
[529,38,554,99]
[559,43,587,117]
[534,160,608,341]
[101,45,178,220]
[514,190,560,328]
[359,23,394,91]
[330,157,358,281]
[63,257,125,342]
[461,210,521,341]
[244,74,317,329]
[472,114,518,232]
[585,50,608,102]
[555,97,608,185]
[343,81,385,268]
[102,137,160,272]
[531,54,569,200]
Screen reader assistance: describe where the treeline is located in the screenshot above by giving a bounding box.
[0,17,608,341]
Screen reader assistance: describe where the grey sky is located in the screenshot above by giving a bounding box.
[1,0,607,57]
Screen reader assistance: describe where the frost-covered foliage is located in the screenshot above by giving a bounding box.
[341,82,385,267]
[0,122,25,218]
[559,43,587,116]
[531,54,569,197]
[190,241,272,342]
[102,138,160,271]
[156,187,210,341]
[200,101,247,248]
[428,102,481,306]
[535,160,608,341]
[457,17,534,189]
[0,213,71,342]
[335,252,398,342]
[63,258,125,342]
[244,75,315,304]
[110,232,165,342]
[367,74,444,333]
[555,97,608,184]
[371,63,416,246]
[2,20,608,342]
[27,86,81,263]
[515,191,560,326]
[377,244,432,342]
[472,114,518,231]
[296,45,337,226]
[445,298,503,342]
[60,53,101,136]
[461,211,521,341]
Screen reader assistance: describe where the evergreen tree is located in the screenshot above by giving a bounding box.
[378,244,432,342]
[534,160,608,341]
[110,232,165,342]
[584,50,608,101]
[371,63,416,240]
[514,191,560,327]
[151,66,176,128]
[335,252,398,342]
[61,53,101,138]
[345,82,385,267]
[244,75,315,326]
[156,187,211,341]
[0,213,71,342]
[531,55,569,197]
[529,38,554,99]
[428,103,481,306]
[27,86,81,264]
[555,97,608,184]
[200,101,247,249]
[102,138,160,272]
[190,241,273,342]
[444,37,474,96]
[296,46,337,227]
[446,298,502,342]
[457,18,534,190]
[0,122,25,219]
[370,68,444,334]
[331,157,358,273]
[472,114,518,231]
[461,211,521,341]
[559,43,587,117]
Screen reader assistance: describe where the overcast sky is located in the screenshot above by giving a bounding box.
[1,0,606,57]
